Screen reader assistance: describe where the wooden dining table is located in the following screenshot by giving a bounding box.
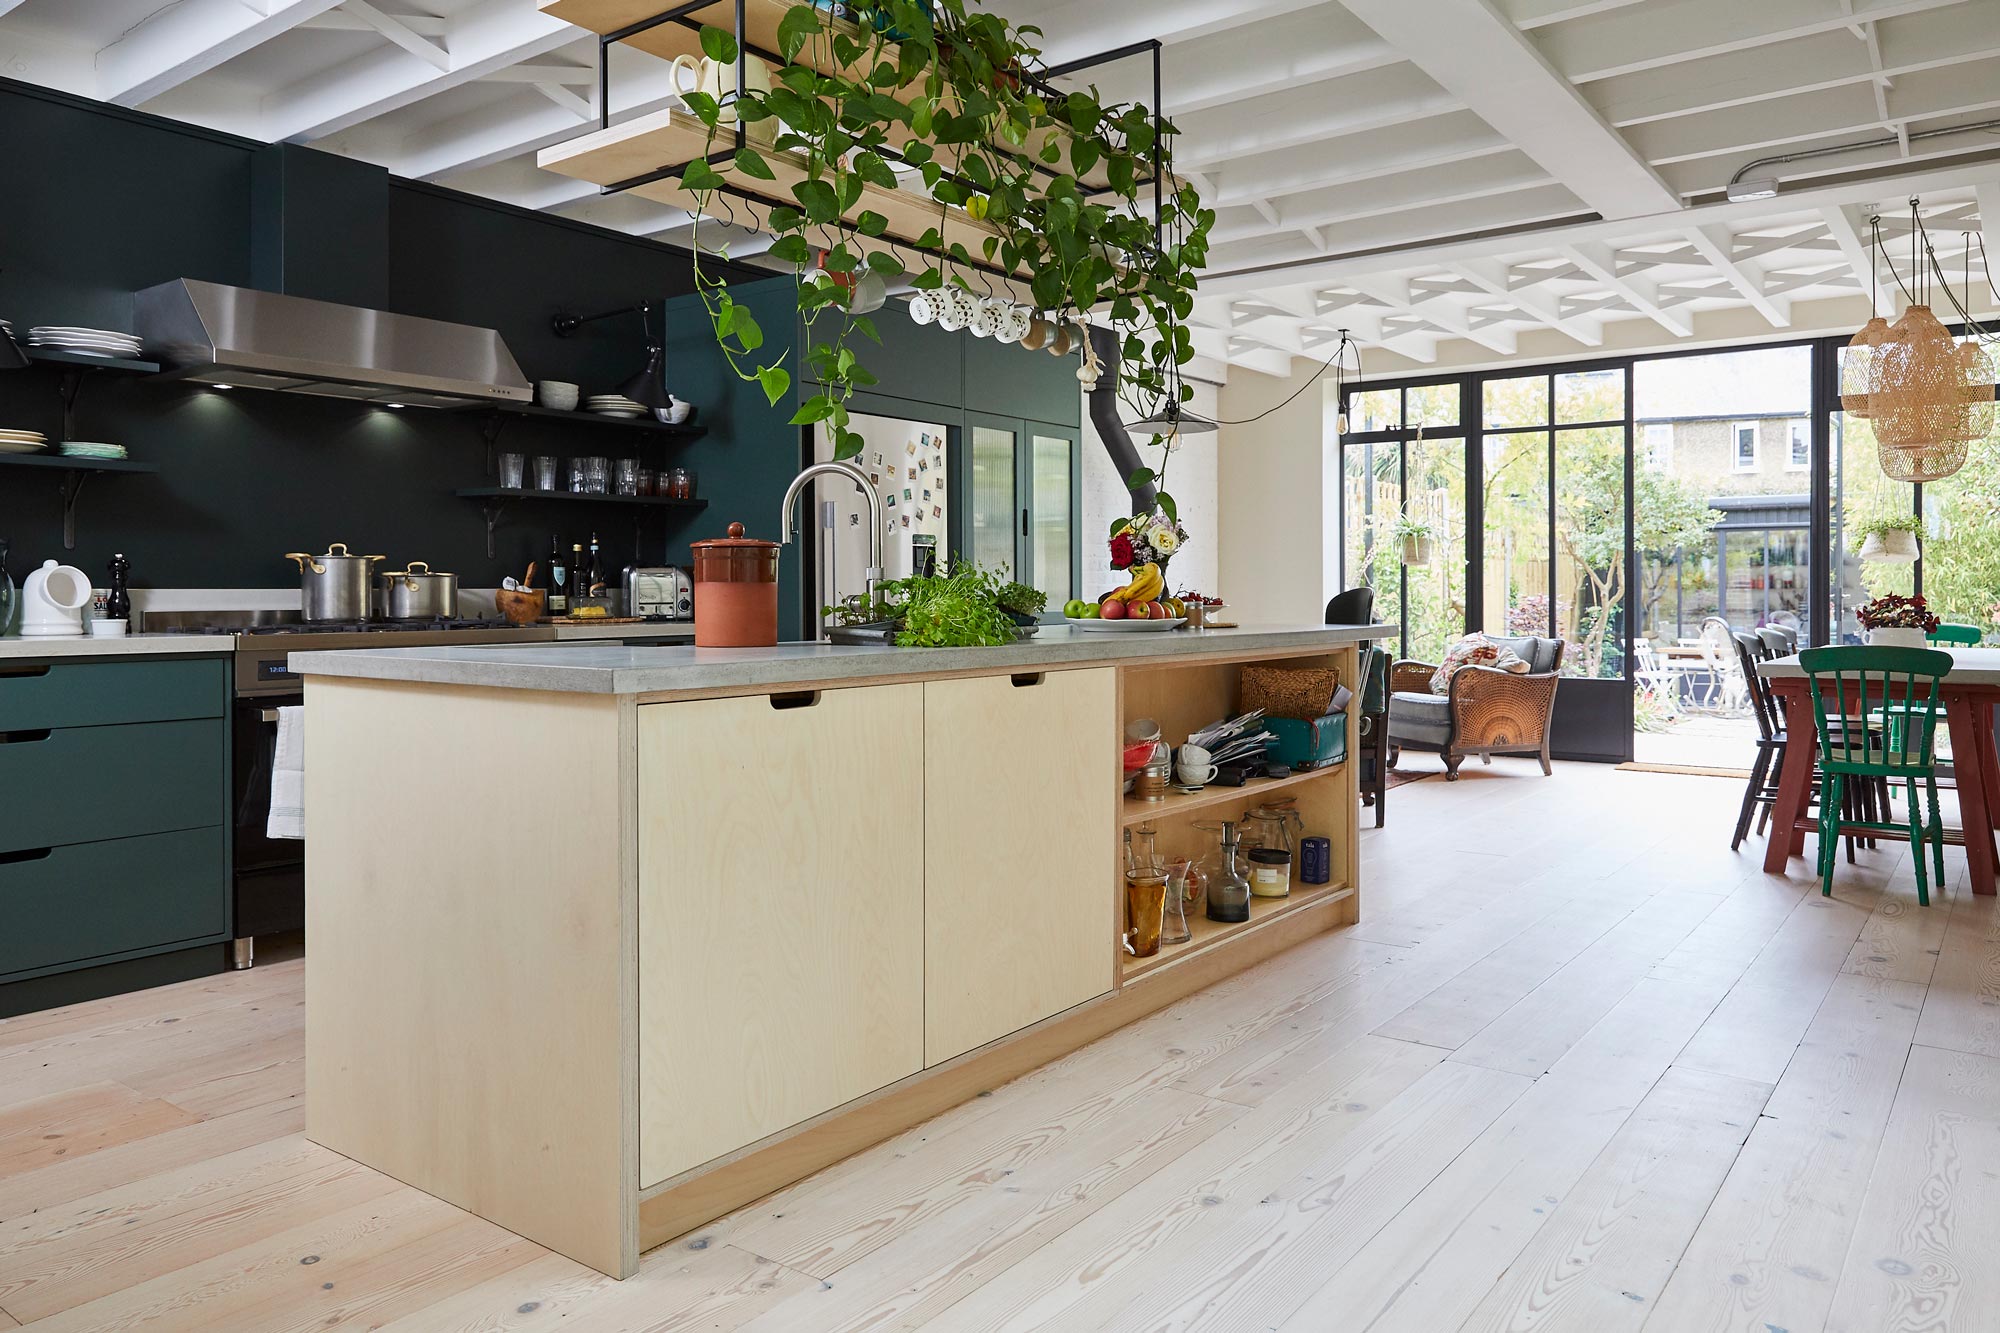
[1758,647,2000,895]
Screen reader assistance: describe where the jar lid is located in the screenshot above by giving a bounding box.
[690,521,778,551]
[1248,848,1291,864]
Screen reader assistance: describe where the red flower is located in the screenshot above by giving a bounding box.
[1109,533,1135,569]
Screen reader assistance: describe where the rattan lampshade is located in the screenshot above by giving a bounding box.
[1863,305,1996,481]
[1840,315,1889,418]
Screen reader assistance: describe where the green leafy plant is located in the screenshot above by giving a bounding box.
[996,579,1045,617]
[1852,512,1923,552]
[820,558,1023,645]
[675,1,1211,460]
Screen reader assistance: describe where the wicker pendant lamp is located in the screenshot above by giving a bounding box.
[1854,203,1999,482]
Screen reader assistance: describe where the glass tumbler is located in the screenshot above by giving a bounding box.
[615,457,640,496]
[580,456,610,495]
[531,455,559,491]
[636,468,658,496]
[497,451,526,489]
[568,458,587,492]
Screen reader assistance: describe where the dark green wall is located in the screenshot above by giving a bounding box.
[0,79,797,604]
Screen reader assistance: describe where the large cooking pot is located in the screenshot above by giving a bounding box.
[285,542,384,621]
[377,561,459,620]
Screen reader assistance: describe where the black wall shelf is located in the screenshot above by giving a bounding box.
[21,348,160,374]
[452,400,705,445]
[0,453,160,551]
[455,487,709,557]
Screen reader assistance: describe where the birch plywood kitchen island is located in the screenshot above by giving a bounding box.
[290,624,1383,1278]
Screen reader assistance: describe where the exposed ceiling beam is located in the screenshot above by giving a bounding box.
[1558,240,1692,335]
[1977,183,2000,296]
[262,0,572,141]
[1540,0,1969,84]
[1346,275,1518,355]
[1013,0,1339,70]
[95,0,345,106]
[0,0,34,16]
[343,0,450,72]
[1819,204,1885,310]
[1449,259,1605,344]
[300,8,447,35]
[1684,224,1791,326]
[479,63,596,85]
[1336,0,1677,220]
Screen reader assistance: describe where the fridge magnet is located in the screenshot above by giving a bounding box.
[872,450,884,465]
[931,504,942,518]
[868,471,881,485]
[900,514,911,527]
[917,457,929,473]
[906,442,917,455]
[921,488,932,502]
[903,487,913,500]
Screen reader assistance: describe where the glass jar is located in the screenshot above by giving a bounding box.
[1125,823,1167,958]
[1242,804,1302,858]
[1204,821,1250,923]
[1161,858,1192,945]
[1248,847,1291,898]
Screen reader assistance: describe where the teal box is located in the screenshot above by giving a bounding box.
[1265,712,1347,770]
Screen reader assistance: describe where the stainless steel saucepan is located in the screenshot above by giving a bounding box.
[377,561,459,620]
[285,542,384,621]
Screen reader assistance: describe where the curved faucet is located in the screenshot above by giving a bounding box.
[780,459,885,613]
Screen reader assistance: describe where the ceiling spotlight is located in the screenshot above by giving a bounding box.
[211,383,232,390]
[384,403,406,410]
[1726,175,1781,203]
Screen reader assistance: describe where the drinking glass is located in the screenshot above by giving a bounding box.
[531,455,559,491]
[568,458,587,492]
[497,451,526,489]
[637,468,658,496]
[615,457,640,496]
[580,456,610,495]
[669,467,696,500]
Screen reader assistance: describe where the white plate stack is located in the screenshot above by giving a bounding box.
[0,427,49,455]
[26,326,144,360]
[60,441,128,460]
[585,394,647,418]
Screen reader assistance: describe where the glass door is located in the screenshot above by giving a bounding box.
[1337,380,1467,661]
[964,412,1081,610]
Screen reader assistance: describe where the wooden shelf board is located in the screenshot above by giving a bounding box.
[1122,880,1353,984]
[1120,762,1346,827]
[537,0,1122,191]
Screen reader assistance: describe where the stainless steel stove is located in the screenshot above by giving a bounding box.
[143,609,552,964]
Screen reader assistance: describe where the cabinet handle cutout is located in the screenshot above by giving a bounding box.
[0,665,51,679]
[0,847,53,865]
[769,691,821,710]
[0,729,53,746]
[1010,673,1044,687]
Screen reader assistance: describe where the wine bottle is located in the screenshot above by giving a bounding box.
[548,535,569,614]
[586,533,604,598]
[572,543,587,601]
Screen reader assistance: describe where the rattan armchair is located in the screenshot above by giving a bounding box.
[1387,636,1565,780]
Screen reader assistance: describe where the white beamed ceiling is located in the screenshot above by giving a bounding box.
[7,0,2000,379]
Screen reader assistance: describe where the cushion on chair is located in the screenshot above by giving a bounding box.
[1487,634,1560,674]
[1428,633,1532,693]
[1388,690,1452,746]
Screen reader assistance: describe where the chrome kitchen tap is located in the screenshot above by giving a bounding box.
[779,459,885,623]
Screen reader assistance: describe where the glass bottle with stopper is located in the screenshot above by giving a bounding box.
[1205,821,1250,923]
[1124,822,1168,958]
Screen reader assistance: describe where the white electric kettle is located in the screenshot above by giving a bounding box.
[21,559,91,637]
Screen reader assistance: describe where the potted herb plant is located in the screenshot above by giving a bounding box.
[1854,514,1922,563]
[1857,592,1939,648]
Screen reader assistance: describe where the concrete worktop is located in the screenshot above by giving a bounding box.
[0,634,236,659]
[290,623,1392,696]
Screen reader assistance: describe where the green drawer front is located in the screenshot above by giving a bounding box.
[0,658,227,731]
[0,828,227,978]
[0,719,226,854]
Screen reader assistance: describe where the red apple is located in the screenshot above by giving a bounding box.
[1147,601,1168,619]
[1130,601,1152,619]
[1099,598,1128,620]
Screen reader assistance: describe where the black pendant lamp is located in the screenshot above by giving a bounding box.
[618,302,671,411]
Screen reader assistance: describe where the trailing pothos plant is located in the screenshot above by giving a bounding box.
[672,0,1212,460]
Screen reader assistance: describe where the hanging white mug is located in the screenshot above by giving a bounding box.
[907,291,936,326]
[971,297,1005,339]
[935,289,971,332]
[670,54,774,140]
[999,304,1032,344]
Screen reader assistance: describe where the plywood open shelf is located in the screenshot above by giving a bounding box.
[537,0,1129,192]
[1121,762,1344,827]
[1123,880,1354,983]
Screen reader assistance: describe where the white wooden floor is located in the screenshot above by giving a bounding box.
[4,761,1998,1331]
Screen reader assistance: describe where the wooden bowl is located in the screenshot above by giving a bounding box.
[495,587,546,625]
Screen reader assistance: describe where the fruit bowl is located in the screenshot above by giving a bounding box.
[1064,615,1185,632]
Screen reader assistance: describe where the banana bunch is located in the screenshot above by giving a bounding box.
[1108,562,1164,604]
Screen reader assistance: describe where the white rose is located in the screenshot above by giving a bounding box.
[1148,524,1180,554]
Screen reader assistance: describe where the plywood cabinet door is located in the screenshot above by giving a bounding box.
[922,668,1116,1066]
[637,685,924,1188]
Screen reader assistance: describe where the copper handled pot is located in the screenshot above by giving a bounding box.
[285,542,384,621]
[377,560,459,620]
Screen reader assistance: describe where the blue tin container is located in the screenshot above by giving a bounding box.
[1301,836,1332,885]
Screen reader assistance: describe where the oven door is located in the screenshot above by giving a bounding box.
[233,694,305,937]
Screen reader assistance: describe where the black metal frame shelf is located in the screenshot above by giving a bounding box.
[22,348,160,374]
[0,453,160,552]
[455,487,710,558]
[451,399,706,442]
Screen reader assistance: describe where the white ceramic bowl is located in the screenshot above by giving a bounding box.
[538,381,580,409]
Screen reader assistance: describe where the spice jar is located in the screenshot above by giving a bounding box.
[690,522,779,647]
[1248,847,1291,898]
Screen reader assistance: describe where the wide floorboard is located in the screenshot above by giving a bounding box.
[2,761,1996,1331]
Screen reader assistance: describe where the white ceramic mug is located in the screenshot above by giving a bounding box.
[934,288,973,332]
[997,304,1031,344]
[971,297,1008,339]
[1178,762,1217,787]
[670,54,774,137]
[907,291,936,325]
[1178,743,1212,769]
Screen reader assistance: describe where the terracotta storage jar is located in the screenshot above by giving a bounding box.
[691,522,780,647]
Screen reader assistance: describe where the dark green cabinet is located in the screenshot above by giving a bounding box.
[0,655,231,1004]
[963,413,1082,607]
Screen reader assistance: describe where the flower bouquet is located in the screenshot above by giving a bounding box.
[1109,509,1186,572]
[1857,592,1939,648]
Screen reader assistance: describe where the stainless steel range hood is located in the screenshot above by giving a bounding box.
[135,279,531,407]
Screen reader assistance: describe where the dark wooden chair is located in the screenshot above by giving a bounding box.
[1730,629,1881,859]
[1324,587,1375,627]
[1356,647,1389,826]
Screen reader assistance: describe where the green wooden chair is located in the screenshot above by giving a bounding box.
[1799,646,1951,905]
[1929,623,1984,646]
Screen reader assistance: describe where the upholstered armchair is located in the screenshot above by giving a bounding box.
[1387,635,1565,780]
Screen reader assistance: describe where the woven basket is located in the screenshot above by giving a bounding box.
[1241,665,1342,721]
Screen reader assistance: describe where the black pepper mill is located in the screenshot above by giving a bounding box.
[105,552,132,623]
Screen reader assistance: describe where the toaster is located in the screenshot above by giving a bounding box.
[623,565,693,620]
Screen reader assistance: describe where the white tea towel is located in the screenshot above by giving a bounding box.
[267,704,306,840]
